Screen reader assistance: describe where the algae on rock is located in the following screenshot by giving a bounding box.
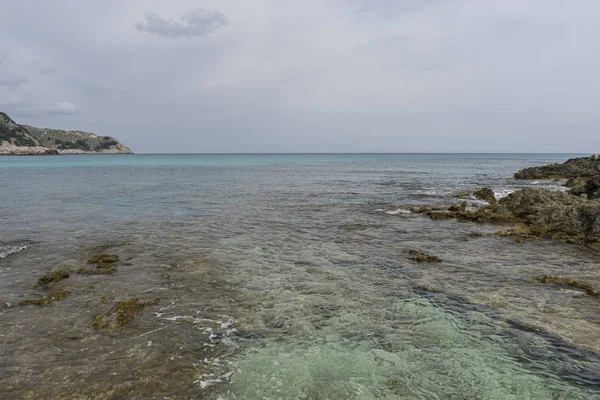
[408,250,442,263]
[92,298,160,330]
[37,270,70,286]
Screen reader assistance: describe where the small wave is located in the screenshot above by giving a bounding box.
[0,242,31,259]
[386,209,411,215]
[376,208,412,215]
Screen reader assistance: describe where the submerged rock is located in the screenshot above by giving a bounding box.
[77,267,117,275]
[87,253,119,266]
[92,298,160,329]
[537,275,599,297]
[408,250,442,263]
[37,270,70,286]
[18,289,71,307]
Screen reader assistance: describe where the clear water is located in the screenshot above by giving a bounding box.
[1,153,599,399]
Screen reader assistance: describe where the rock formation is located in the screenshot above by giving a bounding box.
[0,112,132,155]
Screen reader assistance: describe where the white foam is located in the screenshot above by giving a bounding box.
[385,209,411,215]
[0,243,31,259]
[375,208,411,215]
[494,189,515,200]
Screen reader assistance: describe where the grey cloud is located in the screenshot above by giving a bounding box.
[31,62,60,75]
[135,8,228,38]
[44,101,77,115]
[0,76,28,88]
[1,1,600,153]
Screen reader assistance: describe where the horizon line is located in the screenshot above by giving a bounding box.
[124,152,591,155]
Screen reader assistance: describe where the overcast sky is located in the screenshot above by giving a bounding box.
[1,0,599,153]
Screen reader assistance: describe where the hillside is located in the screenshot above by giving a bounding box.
[0,112,132,155]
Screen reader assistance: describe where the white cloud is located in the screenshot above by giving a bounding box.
[135,8,228,38]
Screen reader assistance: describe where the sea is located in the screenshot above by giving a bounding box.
[1,153,600,399]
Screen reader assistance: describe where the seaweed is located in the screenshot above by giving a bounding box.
[37,270,70,286]
[18,289,71,306]
[18,297,53,306]
[92,298,160,329]
[408,250,442,263]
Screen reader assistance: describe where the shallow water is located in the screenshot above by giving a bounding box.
[1,153,599,399]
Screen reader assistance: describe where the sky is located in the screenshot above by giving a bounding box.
[1,0,599,153]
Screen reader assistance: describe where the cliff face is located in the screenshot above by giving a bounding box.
[0,112,132,155]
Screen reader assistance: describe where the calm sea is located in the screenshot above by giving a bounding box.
[1,153,599,399]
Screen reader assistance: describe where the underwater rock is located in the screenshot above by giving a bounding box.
[37,270,70,286]
[473,188,497,204]
[18,298,53,306]
[77,267,117,275]
[408,250,442,263]
[537,275,599,297]
[78,253,129,275]
[88,253,119,266]
[92,298,160,329]
[265,316,286,329]
[18,289,71,307]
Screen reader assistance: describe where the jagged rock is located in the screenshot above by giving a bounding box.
[570,176,600,200]
[473,188,496,204]
[421,188,600,245]
[514,155,600,180]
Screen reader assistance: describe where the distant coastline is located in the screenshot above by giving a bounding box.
[0,112,132,156]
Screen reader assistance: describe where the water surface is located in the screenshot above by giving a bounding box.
[1,153,599,399]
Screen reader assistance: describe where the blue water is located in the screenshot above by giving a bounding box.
[1,153,599,399]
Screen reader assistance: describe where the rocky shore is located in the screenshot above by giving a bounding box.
[415,155,600,249]
[0,112,132,155]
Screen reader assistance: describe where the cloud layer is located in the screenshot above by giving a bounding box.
[135,8,228,38]
[0,1,599,152]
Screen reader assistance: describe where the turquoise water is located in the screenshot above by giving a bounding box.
[1,153,599,399]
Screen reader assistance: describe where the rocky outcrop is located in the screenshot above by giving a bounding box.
[417,188,600,246]
[514,155,600,180]
[569,176,600,200]
[0,112,132,155]
[515,155,600,201]
[473,188,496,204]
